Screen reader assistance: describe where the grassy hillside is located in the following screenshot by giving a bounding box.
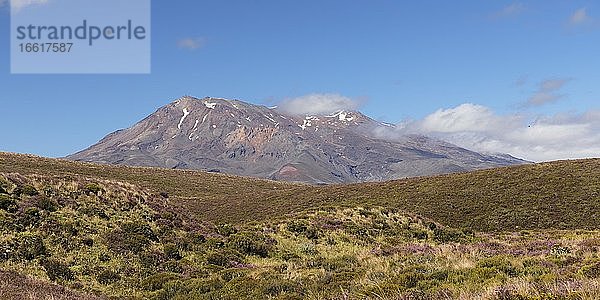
[1,172,599,299]
[0,152,599,231]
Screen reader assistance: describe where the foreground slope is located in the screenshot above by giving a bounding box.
[1,152,599,231]
[67,96,525,184]
[0,172,599,299]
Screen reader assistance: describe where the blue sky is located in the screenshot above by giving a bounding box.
[0,1,599,160]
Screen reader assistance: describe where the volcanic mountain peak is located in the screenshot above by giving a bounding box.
[68,96,526,184]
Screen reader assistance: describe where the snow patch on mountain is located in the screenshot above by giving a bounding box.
[178,108,190,129]
[204,101,217,109]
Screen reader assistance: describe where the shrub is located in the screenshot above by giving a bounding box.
[182,278,224,296]
[21,185,39,196]
[228,232,273,258]
[319,255,359,272]
[97,269,121,285]
[395,271,426,288]
[15,233,46,260]
[35,196,58,212]
[41,259,74,281]
[18,207,42,228]
[412,230,429,240]
[84,183,103,195]
[164,243,182,260]
[261,275,302,297]
[164,261,183,273]
[107,231,150,254]
[206,249,242,267]
[0,194,17,213]
[107,222,158,253]
[581,262,600,278]
[477,256,519,277]
[433,227,465,243]
[142,272,181,291]
[287,220,321,239]
[216,223,237,236]
[82,238,94,247]
[300,243,318,256]
[345,223,370,241]
[121,222,158,241]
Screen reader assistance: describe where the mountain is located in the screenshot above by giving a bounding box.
[67,96,526,184]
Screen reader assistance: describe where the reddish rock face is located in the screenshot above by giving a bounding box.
[67,96,526,184]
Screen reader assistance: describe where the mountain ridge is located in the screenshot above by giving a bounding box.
[67,96,527,183]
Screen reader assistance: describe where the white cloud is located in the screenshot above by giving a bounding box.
[420,104,521,133]
[277,93,362,116]
[377,103,600,162]
[527,78,570,106]
[569,8,591,25]
[9,0,49,11]
[494,3,525,18]
[177,38,205,50]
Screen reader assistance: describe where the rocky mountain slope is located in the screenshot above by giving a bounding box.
[67,96,526,183]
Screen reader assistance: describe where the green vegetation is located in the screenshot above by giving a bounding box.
[0,153,600,298]
[0,172,599,299]
[0,153,599,232]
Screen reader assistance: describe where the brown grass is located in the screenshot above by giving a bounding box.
[0,152,598,231]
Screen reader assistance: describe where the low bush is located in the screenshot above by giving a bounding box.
[216,223,237,237]
[35,196,58,212]
[206,249,242,267]
[41,259,74,281]
[15,233,46,260]
[20,185,39,196]
[164,243,182,260]
[581,261,600,278]
[141,272,181,291]
[287,220,321,239]
[84,183,103,195]
[228,232,273,258]
[0,194,17,213]
[106,222,158,254]
[433,227,466,243]
[97,269,121,285]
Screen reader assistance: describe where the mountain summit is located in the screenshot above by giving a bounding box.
[67,96,526,183]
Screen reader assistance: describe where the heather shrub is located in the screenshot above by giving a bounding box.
[34,196,58,212]
[581,261,600,278]
[15,233,46,260]
[142,272,181,291]
[107,222,158,254]
[206,249,243,267]
[84,183,103,195]
[227,232,273,257]
[96,269,121,285]
[287,219,321,239]
[216,223,237,236]
[41,259,74,281]
[0,194,17,213]
[433,227,466,243]
[20,184,39,196]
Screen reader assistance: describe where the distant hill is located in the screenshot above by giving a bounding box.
[1,152,599,232]
[66,96,526,184]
